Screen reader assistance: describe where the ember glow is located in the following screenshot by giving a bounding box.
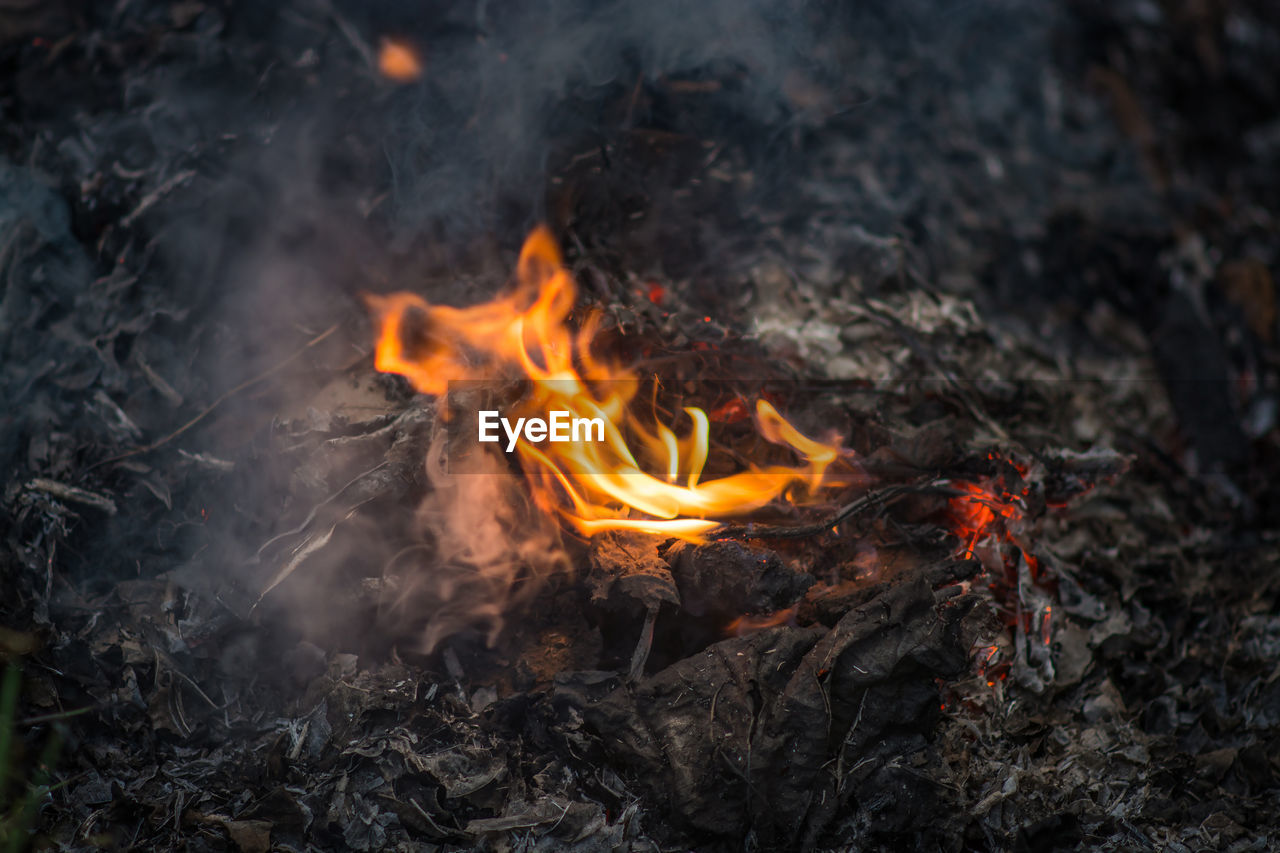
[378,38,423,82]
[725,605,798,637]
[946,459,1056,691]
[366,227,841,539]
[947,457,1036,570]
[949,481,1022,560]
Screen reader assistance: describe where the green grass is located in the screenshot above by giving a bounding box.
[0,663,65,853]
[0,664,16,807]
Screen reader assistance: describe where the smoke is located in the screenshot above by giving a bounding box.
[2,0,1072,655]
[0,0,799,658]
[385,435,570,653]
[146,0,826,652]
[155,0,1057,656]
[350,0,818,234]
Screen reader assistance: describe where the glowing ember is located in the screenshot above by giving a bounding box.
[947,458,1058,690]
[646,281,666,306]
[378,38,423,82]
[946,458,1037,571]
[707,397,751,424]
[367,227,842,540]
[948,481,1020,559]
[725,606,798,636]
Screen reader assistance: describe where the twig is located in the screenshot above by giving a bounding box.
[409,797,455,838]
[135,352,184,407]
[86,324,339,472]
[251,509,358,612]
[169,667,221,711]
[24,479,118,515]
[318,0,376,72]
[255,460,388,556]
[627,604,659,682]
[121,170,196,228]
[714,479,938,540]
[17,706,94,726]
[855,298,1010,442]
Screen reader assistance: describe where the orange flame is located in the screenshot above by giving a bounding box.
[378,38,423,82]
[725,606,798,637]
[366,227,841,540]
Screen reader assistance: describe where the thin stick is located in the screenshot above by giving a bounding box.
[318,0,376,72]
[628,604,659,682]
[24,479,118,515]
[85,324,339,472]
[121,170,196,228]
[17,706,94,726]
[714,479,938,540]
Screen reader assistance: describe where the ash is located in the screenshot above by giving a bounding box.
[1,1,1278,851]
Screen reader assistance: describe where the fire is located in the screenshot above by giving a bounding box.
[948,462,1053,685]
[378,38,423,82]
[367,227,841,540]
[725,606,798,637]
[947,454,1037,569]
[949,481,1021,559]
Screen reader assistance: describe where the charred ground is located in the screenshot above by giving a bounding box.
[2,1,1279,851]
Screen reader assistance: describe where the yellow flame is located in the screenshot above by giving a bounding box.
[366,226,840,539]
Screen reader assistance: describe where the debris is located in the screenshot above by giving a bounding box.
[567,576,979,846]
[23,478,117,515]
[120,170,196,229]
[1,1,1277,850]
